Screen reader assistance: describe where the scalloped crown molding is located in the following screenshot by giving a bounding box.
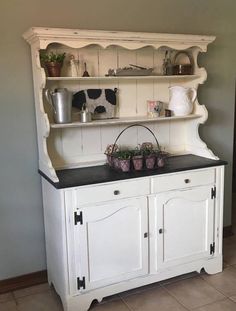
[23,27,215,51]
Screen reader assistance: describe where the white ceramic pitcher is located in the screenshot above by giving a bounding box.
[169,86,197,116]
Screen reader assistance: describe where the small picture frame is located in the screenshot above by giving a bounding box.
[147,100,163,117]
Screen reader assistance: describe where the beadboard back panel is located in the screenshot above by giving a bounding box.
[44,45,194,168]
[45,45,170,118]
[23,27,216,180]
[47,121,187,169]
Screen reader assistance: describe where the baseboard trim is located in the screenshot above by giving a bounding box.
[223,225,234,238]
[0,270,47,294]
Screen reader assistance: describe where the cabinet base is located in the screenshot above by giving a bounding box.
[60,256,222,311]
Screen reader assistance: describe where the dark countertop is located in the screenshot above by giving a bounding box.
[39,154,227,189]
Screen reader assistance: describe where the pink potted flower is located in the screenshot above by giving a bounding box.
[141,142,156,169]
[145,153,156,169]
[117,150,131,172]
[104,144,119,167]
[157,151,169,167]
[132,147,144,171]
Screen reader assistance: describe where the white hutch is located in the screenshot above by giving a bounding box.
[23,27,225,311]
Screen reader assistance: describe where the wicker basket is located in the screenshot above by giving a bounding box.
[172,51,194,75]
[104,124,168,172]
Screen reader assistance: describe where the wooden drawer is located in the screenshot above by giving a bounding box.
[151,169,215,193]
[76,178,150,205]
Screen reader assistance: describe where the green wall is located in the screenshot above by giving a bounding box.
[0,0,235,279]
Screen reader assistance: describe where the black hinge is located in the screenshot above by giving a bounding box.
[210,242,215,255]
[77,277,86,290]
[211,186,216,199]
[74,211,83,225]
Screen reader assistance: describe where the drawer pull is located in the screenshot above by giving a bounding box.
[184,179,191,184]
[114,190,120,195]
[144,232,148,238]
[159,228,163,234]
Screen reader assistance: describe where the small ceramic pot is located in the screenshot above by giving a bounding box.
[157,151,169,167]
[119,159,131,172]
[132,156,143,171]
[45,62,62,77]
[113,157,120,170]
[145,155,156,169]
[157,157,165,167]
[106,154,113,167]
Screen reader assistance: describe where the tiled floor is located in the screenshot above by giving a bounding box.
[1,228,236,310]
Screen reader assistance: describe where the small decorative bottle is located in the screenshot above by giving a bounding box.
[69,54,79,77]
[163,50,172,76]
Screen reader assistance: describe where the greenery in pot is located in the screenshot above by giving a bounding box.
[40,51,66,77]
[141,146,155,157]
[112,150,131,172]
[116,150,132,160]
[40,51,66,64]
[141,144,156,169]
[104,144,119,166]
[131,146,144,171]
[116,150,132,172]
[131,146,143,158]
[156,150,169,167]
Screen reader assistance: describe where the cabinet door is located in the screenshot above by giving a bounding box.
[74,197,148,291]
[153,185,214,270]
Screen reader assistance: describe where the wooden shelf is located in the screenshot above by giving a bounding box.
[50,114,202,129]
[46,75,200,82]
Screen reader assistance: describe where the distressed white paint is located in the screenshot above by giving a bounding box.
[23,26,215,181]
[41,165,224,311]
[23,28,224,311]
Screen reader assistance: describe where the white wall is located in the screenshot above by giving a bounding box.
[0,0,235,279]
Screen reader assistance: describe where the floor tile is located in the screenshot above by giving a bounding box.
[0,301,18,311]
[201,266,236,296]
[163,276,224,309]
[223,243,236,265]
[0,293,14,303]
[229,295,236,303]
[193,298,236,311]
[223,261,230,268]
[13,283,50,298]
[223,234,236,246]
[16,290,63,311]
[122,286,187,311]
[90,299,130,310]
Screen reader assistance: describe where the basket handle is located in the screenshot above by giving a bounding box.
[111,124,161,154]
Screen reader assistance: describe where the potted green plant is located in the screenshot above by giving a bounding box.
[156,150,169,167]
[132,146,144,171]
[111,150,122,170]
[40,51,66,77]
[141,143,156,169]
[117,150,131,172]
[104,144,119,167]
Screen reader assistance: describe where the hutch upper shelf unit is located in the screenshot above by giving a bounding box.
[23,27,216,183]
